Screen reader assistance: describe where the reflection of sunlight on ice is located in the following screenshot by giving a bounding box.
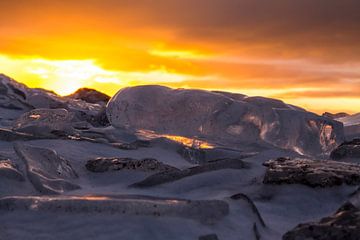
[80,196,111,201]
[320,124,336,152]
[136,130,214,149]
[29,114,41,119]
[165,200,182,204]
[164,135,214,149]
[226,125,244,135]
[30,199,39,210]
[292,146,305,155]
[323,125,333,139]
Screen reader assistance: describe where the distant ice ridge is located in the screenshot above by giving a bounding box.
[107,85,344,156]
[0,74,108,127]
[337,113,360,127]
[335,113,360,139]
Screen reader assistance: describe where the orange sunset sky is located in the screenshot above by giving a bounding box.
[0,0,359,114]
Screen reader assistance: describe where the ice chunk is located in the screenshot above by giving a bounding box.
[107,85,344,156]
[14,143,80,194]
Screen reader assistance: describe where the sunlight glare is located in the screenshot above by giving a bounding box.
[27,59,120,95]
[0,54,201,96]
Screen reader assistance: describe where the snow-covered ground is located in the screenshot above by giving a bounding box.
[0,74,359,240]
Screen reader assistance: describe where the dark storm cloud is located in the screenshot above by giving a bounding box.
[2,0,360,54]
[131,0,360,61]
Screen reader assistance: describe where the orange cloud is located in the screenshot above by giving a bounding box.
[0,0,359,114]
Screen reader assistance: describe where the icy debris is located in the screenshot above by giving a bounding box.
[7,107,132,146]
[178,146,256,164]
[0,195,229,224]
[0,74,32,112]
[85,157,178,173]
[67,88,110,105]
[178,146,207,164]
[13,108,76,137]
[263,157,360,187]
[1,125,116,146]
[131,158,247,188]
[0,158,25,181]
[26,89,67,109]
[283,202,360,240]
[330,138,360,160]
[27,91,109,127]
[14,143,80,194]
[111,139,151,150]
[107,85,344,156]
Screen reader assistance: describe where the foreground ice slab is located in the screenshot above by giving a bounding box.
[107,85,343,156]
[0,195,229,224]
[14,143,80,194]
[263,157,360,187]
